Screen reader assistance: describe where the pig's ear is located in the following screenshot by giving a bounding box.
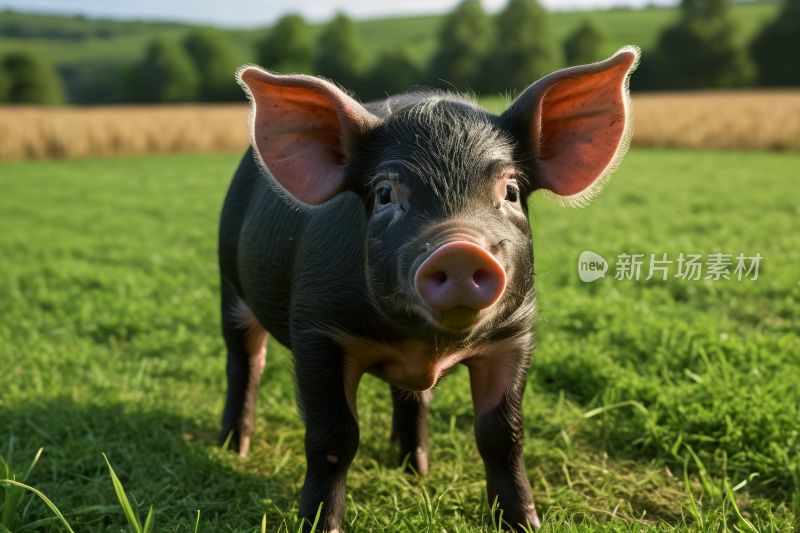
[502,46,640,207]
[237,65,378,206]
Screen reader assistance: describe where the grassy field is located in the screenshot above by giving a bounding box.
[0,149,799,532]
[0,3,780,71]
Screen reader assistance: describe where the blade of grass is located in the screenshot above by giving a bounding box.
[12,516,60,532]
[421,486,434,533]
[194,510,200,533]
[0,480,75,533]
[684,443,717,499]
[1,484,23,528]
[102,453,142,533]
[732,479,747,492]
[683,454,704,530]
[725,478,758,533]
[20,449,43,484]
[582,400,649,419]
[489,495,503,533]
[221,431,234,452]
[261,513,266,533]
[517,520,536,533]
[348,494,359,528]
[309,503,323,533]
[2,447,45,528]
[143,505,155,533]
[401,512,415,532]
[1,454,21,528]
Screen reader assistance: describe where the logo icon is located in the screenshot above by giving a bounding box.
[579,251,608,282]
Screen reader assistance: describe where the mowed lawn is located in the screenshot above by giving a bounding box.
[0,149,798,532]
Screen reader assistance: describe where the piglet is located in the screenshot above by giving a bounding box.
[218,46,639,532]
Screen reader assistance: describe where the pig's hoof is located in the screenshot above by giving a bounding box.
[523,505,541,531]
[238,435,251,458]
[415,447,429,477]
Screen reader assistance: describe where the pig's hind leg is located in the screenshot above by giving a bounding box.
[390,386,432,476]
[219,278,268,457]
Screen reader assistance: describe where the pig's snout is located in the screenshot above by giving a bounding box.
[414,242,506,311]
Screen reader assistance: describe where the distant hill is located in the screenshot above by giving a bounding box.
[0,3,781,103]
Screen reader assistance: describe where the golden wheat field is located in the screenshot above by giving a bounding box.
[0,104,250,160]
[1,91,798,160]
[631,90,800,151]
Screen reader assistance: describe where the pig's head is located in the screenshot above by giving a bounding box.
[237,46,639,344]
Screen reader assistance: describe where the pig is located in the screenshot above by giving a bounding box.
[218,46,640,532]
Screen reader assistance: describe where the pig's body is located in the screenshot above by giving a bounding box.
[221,148,368,349]
[220,148,303,347]
[219,47,640,532]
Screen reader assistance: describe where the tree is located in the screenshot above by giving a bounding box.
[0,61,9,103]
[183,27,240,101]
[563,19,606,67]
[648,0,753,89]
[363,46,421,101]
[750,0,800,86]
[315,13,365,93]
[126,37,198,103]
[486,0,560,93]
[258,14,315,74]
[428,0,493,92]
[2,50,64,105]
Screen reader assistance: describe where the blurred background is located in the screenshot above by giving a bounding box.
[0,0,798,158]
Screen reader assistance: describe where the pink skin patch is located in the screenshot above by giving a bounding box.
[337,334,527,421]
[414,241,507,312]
[231,296,268,458]
[536,52,635,197]
[237,331,267,458]
[240,68,377,206]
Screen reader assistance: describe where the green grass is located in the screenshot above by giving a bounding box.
[0,149,798,532]
[0,12,193,64]
[0,3,780,71]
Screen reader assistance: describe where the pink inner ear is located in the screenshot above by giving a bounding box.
[537,57,632,198]
[254,87,344,205]
[242,70,370,206]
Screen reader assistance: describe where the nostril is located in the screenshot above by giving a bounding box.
[431,271,447,284]
[473,268,490,286]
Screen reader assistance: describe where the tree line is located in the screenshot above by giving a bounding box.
[1,0,799,105]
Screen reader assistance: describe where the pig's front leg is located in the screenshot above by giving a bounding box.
[465,335,540,532]
[390,386,432,476]
[294,337,360,533]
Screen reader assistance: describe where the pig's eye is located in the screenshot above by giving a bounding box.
[376,185,395,205]
[505,184,519,203]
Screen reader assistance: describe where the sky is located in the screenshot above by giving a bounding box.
[0,0,678,27]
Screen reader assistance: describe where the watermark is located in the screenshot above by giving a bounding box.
[579,251,762,283]
[578,251,609,282]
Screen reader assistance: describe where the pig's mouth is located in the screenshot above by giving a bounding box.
[415,304,485,333]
